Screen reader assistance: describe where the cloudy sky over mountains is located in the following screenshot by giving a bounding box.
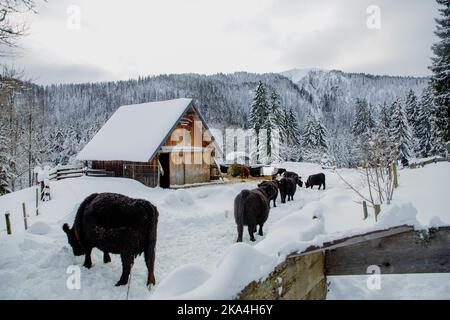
[7,0,439,84]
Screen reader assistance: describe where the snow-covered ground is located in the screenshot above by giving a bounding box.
[0,162,449,299]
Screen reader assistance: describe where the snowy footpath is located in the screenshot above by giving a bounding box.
[0,162,449,299]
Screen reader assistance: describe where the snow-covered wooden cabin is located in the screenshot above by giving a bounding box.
[76,98,221,188]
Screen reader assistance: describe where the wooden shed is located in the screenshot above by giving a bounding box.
[76,98,221,188]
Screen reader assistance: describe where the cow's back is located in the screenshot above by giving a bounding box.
[235,189,269,226]
[80,193,157,255]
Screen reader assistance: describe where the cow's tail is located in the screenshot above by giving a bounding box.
[145,204,159,286]
[235,190,250,226]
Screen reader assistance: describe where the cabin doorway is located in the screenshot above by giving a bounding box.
[159,153,170,188]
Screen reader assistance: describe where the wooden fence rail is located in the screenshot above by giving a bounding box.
[48,167,115,181]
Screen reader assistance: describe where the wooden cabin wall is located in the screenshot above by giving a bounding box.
[169,151,210,185]
[92,159,158,187]
[162,107,214,185]
[92,160,124,177]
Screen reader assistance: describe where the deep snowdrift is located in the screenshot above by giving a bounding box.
[0,162,449,299]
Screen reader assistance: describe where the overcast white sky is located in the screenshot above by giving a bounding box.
[5,0,440,84]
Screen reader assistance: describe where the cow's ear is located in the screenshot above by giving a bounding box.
[62,223,70,234]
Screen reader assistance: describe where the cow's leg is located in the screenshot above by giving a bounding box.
[281,194,286,204]
[103,251,111,264]
[318,184,321,190]
[273,198,276,207]
[144,241,157,286]
[83,247,93,269]
[323,182,326,190]
[248,225,256,242]
[116,253,134,286]
[258,223,264,236]
[236,224,243,242]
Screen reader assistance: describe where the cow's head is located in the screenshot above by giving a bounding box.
[257,181,269,188]
[62,223,85,256]
[305,181,309,188]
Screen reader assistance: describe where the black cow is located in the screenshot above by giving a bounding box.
[257,180,279,207]
[283,171,303,187]
[277,177,297,203]
[305,173,326,190]
[62,193,159,286]
[234,189,270,242]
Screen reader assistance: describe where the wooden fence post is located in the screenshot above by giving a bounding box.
[5,212,12,235]
[374,204,381,222]
[22,203,28,230]
[35,187,39,216]
[362,201,368,220]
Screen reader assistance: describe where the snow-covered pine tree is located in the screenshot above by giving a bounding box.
[429,0,450,141]
[279,108,301,161]
[249,81,269,163]
[429,93,448,157]
[415,87,433,157]
[375,102,393,160]
[315,120,328,151]
[301,116,317,144]
[389,99,412,159]
[352,98,374,136]
[405,90,420,155]
[0,132,12,195]
[405,90,418,127]
[351,98,376,164]
[263,89,283,163]
[301,115,328,163]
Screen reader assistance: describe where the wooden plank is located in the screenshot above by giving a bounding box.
[290,225,414,258]
[237,252,326,300]
[325,226,450,275]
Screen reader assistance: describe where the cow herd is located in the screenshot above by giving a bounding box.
[62,170,326,287]
[234,171,325,243]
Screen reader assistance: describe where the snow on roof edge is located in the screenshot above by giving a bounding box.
[76,98,193,162]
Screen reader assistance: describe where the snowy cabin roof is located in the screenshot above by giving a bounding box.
[76,98,214,162]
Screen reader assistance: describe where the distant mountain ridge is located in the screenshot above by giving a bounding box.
[280,68,428,126]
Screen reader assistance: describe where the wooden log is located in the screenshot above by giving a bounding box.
[22,203,28,230]
[325,226,450,275]
[392,162,398,188]
[237,252,326,300]
[374,204,381,221]
[35,187,39,215]
[5,212,12,235]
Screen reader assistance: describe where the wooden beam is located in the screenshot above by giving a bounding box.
[237,252,326,300]
[325,226,450,275]
[290,225,414,258]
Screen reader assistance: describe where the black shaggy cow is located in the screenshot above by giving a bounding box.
[234,189,270,242]
[305,173,326,190]
[277,177,297,203]
[62,193,159,287]
[283,171,303,187]
[257,180,279,207]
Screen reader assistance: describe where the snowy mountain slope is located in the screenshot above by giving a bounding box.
[297,69,428,108]
[280,68,325,84]
[0,162,448,299]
